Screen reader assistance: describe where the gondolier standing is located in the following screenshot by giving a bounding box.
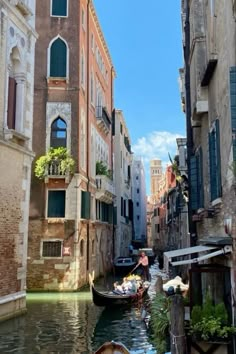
[138,251,150,281]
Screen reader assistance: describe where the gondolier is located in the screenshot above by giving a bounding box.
[138,251,150,281]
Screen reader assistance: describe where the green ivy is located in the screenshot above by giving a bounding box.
[34,147,75,179]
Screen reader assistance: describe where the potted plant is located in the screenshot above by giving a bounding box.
[34,147,75,179]
[189,293,236,343]
[96,161,112,179]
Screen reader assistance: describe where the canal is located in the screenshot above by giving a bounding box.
[0,265,160,353]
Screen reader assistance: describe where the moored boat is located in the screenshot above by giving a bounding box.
[113,257,136,275]
[94,340,130,354]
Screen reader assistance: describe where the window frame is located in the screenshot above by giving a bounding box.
[47,35,69,80]
[46,189,66,219]
[41,239,63,259]
[50,0,68,18]
[50,117,67,148]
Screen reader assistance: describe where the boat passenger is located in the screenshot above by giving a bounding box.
[113,281,124,294]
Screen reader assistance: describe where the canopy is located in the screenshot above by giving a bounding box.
[164,245,232,269]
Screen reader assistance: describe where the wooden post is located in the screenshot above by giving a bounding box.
[170,294,186,354]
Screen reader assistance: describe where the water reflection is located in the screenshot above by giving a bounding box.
[0,265,160,353]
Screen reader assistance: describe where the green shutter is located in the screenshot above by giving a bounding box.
[81,191,90,219]
[215,120,222,198]
[190,156,198,210]
[108,204,113,224]
[48,190,65,217]
[50,39,67,77]
[209,129,217,201]
[52,0,67,16]
[197,148,204,208]
[230,67,236,160]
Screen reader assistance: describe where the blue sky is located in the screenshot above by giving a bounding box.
[93,0,186,194]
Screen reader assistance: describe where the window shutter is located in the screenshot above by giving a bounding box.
[209,130,217,201]
[190,156,198,210]
[48,190,65,217]
[197,148,204,208]
[128,199,133,221]
[52,0,67,16]
[7,77,16,129]
[50,39,67,77]
[81,191,90,219]
[230,67,236,160]
[108,204,113,224]
[215,120,222,198]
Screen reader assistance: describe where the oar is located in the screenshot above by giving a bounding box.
[127,263,140,277]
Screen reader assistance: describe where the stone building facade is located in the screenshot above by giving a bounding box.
[0,0,36,320]
[180,0,236,326]
[113,109,133,258]
[132,158,147,243]
[27,0,115,291]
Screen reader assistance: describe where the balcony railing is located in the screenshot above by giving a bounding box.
[44,161,70,182]
[96,175,115,203]
[96,106,111,134]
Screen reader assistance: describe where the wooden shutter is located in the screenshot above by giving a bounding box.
[52,0,67,16]
[7,77,16,129]
[113,207,117,226]
[215,120,222,198]
[50,39,67,77]
[209,129,217,201]
[81,191,90,219]
[230,67,236,160]
[128,199,133,221]
[197,148,204,208]
[48,190,65,217]
[108,204,113,224]
[190,156,198,210]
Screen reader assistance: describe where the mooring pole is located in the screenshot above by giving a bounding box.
[170,294,186,354]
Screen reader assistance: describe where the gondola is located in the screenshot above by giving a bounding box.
[94,340,130,354]
[90,281,149,307]
[113,257,136,275]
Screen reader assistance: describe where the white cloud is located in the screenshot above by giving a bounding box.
[132,131,185,195]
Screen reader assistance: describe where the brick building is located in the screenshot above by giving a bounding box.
[0,0,36,320]
[27,0,115,290]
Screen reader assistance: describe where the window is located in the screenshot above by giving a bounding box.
[7,77,16,129]
[137,188,140,194]
[42,241,62,257]
[209,120,222,201]
[120,123,123,134]
[50,38,67,77]
[81,50,85,87]
[80,239,84,257]
[121,197,123,216]
[51,0,67,17]
[81,8,85,29]
[136,176,139,180]
[190,148,204,210]
[91,33,94,52]
[136,202,139,207]
[137,215,140,220]
[90,71,94,104]
[50,117,67,148]
[47,190,65,217]
[81,191,90,219]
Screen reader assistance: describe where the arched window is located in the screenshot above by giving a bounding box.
[50,117,67,148]
[80,239,84,257]
[50,38,67,77]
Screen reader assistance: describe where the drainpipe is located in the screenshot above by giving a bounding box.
[86,0,91,272]
[184,0,196,247]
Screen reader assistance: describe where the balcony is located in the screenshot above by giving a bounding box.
[201,56,218,87]
[96,175,115,204]
[44,161,70,183]
[16,0,33,16]
[96,106,111,135]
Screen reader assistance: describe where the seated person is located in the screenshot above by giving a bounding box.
[121,277,137,294]
[113,281,124,294]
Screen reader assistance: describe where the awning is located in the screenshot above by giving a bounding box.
[164,245,232,267]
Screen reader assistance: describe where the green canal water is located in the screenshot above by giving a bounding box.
[0,267,159,353]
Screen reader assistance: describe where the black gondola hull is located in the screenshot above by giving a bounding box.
[91,285,148,307]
